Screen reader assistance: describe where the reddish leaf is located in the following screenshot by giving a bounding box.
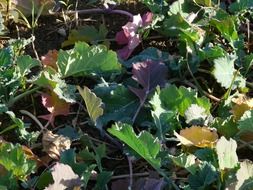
[115,31,128,45]
[115,12,153,60]
[41,50,58,71]
[142,12,153,26]
[129,60,168,103]
[39,91,70,127]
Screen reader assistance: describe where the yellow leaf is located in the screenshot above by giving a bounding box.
[231,94,253,121]
[174,126,218,148]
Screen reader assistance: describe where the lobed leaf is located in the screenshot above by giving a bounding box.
[0,142,36,181]
[57,42,121,78]
[108,123,161,169]
[94,83,139,125]
[212,55,245,89]
[174,126,218,148]
[39,91,71,127]
[216,136,238,170]
[129,60,168,103]
[160,85,211,116]
[235,160,253,189]
[77,86,104,126]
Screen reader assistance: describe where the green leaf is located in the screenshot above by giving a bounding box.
[238,110,253,133]
[198,45,225,62]
[240,177,253,190]
[0,48,20,104]
[168,0,195,18]
[193,0,211,6]
[162,12,205,55]
[34,70,76,103]
[235,160,253,189]
[77,86,103,126]
[16,55,40,77]
[169,153,197,174]
[60,149,87,176]
[5,111,39,143]
[0,104,8,113]
[160,85,211,116]
[150,88,179,140]
[57,42,121,77]
[0,173,18,190]
[140,0,168,13]
[229,0,253,13]
[189,162,217,189]
[194,148,217,165]
[211,117,238,139]
[216,136,238,170]
[82,164,97,189]
[213,55,245,89]
[57,126,80,141]
[94,83,139,125]
[94,171,113,190]
[210,15,238,45]
[108,123,161,169]
[36,171,54,190]
[0,142,36,181]
[242,54,253,75]
[62,24,108,47]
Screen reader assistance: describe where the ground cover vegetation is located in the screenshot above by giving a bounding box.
[0,0,253,189]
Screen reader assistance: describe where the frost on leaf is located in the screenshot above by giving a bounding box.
[41,50,58,71]
[45,162,81,190]
[129,60,168,103]
[174,126,218,148]
[231,94,253,121]
[212,55,245,90]
[184,104,208,125]
[216,136,238,170]
[42,130,71,160]
[39,91,71,127]
[235,160,253,189]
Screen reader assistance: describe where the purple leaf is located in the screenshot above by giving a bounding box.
[111,179,129,190]
[115,12,153,60]
[133,177,165,190]
[129,60,168,103]
[143,178,165,190]
[142,12,153,26]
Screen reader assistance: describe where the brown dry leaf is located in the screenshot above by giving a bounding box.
[174,126,218,148]
[231,94,253,121]
[21,145,46,167]
[42,130,71,159]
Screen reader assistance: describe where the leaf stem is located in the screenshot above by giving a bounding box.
[7,86,41,108]
[127,156,133,190]
[19,110,44,130]
[185,54,205,96]
[132,97,146,124]
[55,8,134,21]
